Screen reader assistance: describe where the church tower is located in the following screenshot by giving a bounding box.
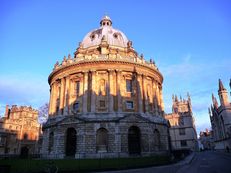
[218,79,229,106]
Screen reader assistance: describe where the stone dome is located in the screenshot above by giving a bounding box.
[81,16,129,49]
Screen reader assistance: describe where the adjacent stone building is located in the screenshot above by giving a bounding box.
[0,105,41,156]
[42,16,169,158]
[165,94,198,152]
[199,129,214,150]
[209,79,231,150]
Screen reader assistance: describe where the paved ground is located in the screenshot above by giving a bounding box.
[96,151,231,173]
[177,151,231,173]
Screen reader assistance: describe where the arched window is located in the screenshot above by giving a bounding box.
[73,102,79,112]
[65,128,77,157]
[96,128,108,152]
[23,133,28,140]
[128,126,141,155]
[154,129,160,150]
[48,132,54,153]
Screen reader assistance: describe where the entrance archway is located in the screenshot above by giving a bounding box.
[128,126,141,155]
[65,128,77,157]
[20,146,29,158]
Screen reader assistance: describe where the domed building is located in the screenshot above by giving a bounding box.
[42,16,169,158]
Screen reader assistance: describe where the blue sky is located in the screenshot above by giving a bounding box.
[0,0,231,134]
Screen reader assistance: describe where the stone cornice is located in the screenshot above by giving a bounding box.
[48,59,163,84]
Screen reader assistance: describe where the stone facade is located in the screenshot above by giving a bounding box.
[165,94,198,151]
[199,129,214,150]
[0,105,41,155]
[209,79,231,150]
[42,16,169,158]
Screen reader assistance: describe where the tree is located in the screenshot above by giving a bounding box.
[38,103,49,124]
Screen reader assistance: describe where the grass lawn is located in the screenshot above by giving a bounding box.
[0,155,171,173]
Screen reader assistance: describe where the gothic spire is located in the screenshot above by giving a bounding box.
[218,79,226,91]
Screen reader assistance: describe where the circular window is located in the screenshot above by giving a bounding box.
[90,34,95,40]
[113,33,118,39]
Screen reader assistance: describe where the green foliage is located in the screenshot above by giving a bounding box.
[0,155,171,173]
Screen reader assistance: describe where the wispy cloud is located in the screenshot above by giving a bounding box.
[161,53,231,133]
[0,73,49,114]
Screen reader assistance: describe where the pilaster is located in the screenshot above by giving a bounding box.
[59,78,65,115]
[116,70,122,112]
[83,71,89,113]
[91,70,96,112]
[108,69,115,112]
[64,76,70,115]
[137,73,143,113]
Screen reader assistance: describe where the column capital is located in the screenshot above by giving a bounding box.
[115,69,122,73]
[90,70,96,73]
[82,70,89,74]
[108,69,115,74]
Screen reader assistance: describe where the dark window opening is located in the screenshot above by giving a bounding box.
[76,81,80,96]
[126,101,134,109]
[100,100,106,107]
[181,140,187,147]
[179,128,185,135]
[126,79,132,92]
[73,102,79,112]
[23,133,28,140]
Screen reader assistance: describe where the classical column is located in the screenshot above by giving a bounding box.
[116,70,122,112]
[59,78,65,115]
[156,83,161,115]
[53,82,58,115]
[64,76,70,115]
[141,74,146,113]
[153,81,158,115]
[137,74,143,113]
[82,71,88,113]
[91,70,96,112]
[159,85,164,113]
[48,83,53,115]
[108,69,114,113]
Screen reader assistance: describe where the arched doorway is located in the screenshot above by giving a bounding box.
[20,146,29,158]
[96,128,108,152]
[154,129,161,150]
[65,128,77,157]
[128,126,141,155]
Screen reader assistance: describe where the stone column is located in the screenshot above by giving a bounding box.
[137,74,143,113]
[116,70,122,112]
[48,83,54,115]
[152,81,158,115]
[64,76,70,115]
[156,83,161,115]
[91,70,96,112]
[143,77,149,113]
[53,82,58,115]
[82,71,88,113]
[141,74,146,113]
[159,85,164,114]
[108,69,114,113]
[59,78,65,115]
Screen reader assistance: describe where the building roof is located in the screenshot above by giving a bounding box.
[81,15,129,49]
